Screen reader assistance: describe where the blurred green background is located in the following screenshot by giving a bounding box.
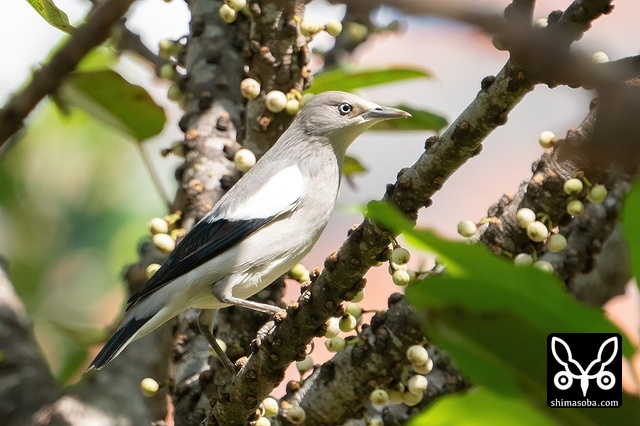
[0,103,164,383]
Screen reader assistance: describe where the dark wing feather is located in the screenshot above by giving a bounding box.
[127,216,274,308]
[88,315,151,370]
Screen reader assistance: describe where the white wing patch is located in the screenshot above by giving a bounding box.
[224,165,304,220]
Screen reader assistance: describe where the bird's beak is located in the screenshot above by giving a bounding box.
[360,106,412,121]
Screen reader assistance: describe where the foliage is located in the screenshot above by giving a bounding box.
[26,0,74,34]
[0,104,164,382]
[622,180,640,290]
[368,201,640,425]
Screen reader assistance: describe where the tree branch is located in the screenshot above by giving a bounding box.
[0,262,60,425]
[0,0,138,149]
[212,0,616,423]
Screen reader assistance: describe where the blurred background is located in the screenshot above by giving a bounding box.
[1,0,637,389]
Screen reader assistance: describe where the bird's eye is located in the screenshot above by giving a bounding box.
[338,103,352,115]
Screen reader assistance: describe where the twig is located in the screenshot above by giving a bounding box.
[0,0,139,148]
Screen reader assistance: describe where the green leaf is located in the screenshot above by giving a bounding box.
[343,155,368,177]
[59,70,166,141]
[27,0,75,34]
[408,387,556,426]
[622,180,640,287]
[372,104,447,132]
[309,67,429,94]
[367,201,640,425]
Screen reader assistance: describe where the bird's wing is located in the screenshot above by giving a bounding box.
[127,165,304,307]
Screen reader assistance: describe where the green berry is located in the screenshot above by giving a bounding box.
[240,78,261,99]
[402,391,423,407]
[289,263,310,283]
[388,262,407,275]
[148,217,169,235]
[538,130,557,148]
[566,199,585,216]
[325,336,346,352]
[254,417,271,426]
[369,417,384,426]
[492,36,507,51]
[526,221,549,243]
[345,303,362,320]
[159,63,177,81]
[514,253,534,267]
[533,260,554,273]
[547,234,567,252]
[591,51,609,63]
[226,0,246,12]
[350,289,365,303]
[170,42,184,59]
[262,397,279,417]
[406,345,429,366]
[286,406,306,425]
[345,22,368,42]
[407,375,429,395]
[369,389,389,405]
[296,355,314,373]
[324,19,343,37]
[392,270,411,287]
[153,233,176,253]
[140,377,159,397]
[208,338,227,357]
[146,263,161,278]
[300,20,322,37]
[234,148,256,172]
[219,4,237,23]
[587,184,607,203]
[388,389,404,404]
[265,90,287,113]
[412,358,434,375]
[391,247,411,265]
[564,178,584,196]
[285,99,300,115]
[457,220,477,237]
[167,84,183,102]
[300,92,315,107]
[339,314,357,332]
[535,18,548,28]
[516,208,536,229]
[324,317,340,339]
[158,39,175,58]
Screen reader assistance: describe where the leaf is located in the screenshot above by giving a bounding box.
[372,105,447,132]
[343,155,368,177]
[622,180,640,287]
[59,70,166,141]
[367,201,640,425]
[408,387,556,426]
[27,0,75,34]
[309,67,430,94]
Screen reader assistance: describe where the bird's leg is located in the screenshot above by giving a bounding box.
[219,296,285,316]
[198,310,236,375]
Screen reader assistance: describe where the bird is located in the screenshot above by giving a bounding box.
[88,91,410,371]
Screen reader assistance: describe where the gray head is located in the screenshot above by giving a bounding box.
[293,91,411,155]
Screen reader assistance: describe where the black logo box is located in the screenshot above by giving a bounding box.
[547,333,622,407]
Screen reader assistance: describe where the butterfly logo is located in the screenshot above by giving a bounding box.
[551,336,617,397]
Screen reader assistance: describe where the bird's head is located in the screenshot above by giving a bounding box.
[295,91,411,155]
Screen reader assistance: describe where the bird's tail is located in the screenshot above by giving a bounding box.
[87,314,153,371]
